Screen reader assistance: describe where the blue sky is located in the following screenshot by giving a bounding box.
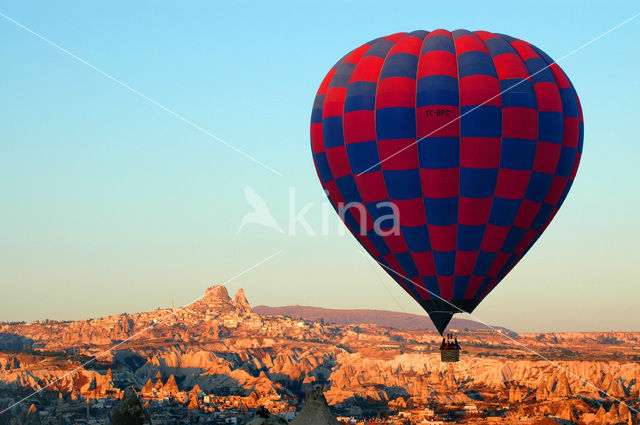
[0,1,638,332]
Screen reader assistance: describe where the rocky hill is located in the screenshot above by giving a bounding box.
[0,285,638,424]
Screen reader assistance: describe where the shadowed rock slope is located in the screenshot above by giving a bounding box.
[291,386,339,425]
[109,386,151,425]
[247,406,287,425]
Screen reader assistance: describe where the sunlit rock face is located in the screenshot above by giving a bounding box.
[190,285,237,313]
[1,286,639,423]
[233,288,252,313]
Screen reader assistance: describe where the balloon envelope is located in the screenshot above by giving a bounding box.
[310,29,583,334]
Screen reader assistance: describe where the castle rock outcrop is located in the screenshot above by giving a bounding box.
[233,289,252,313]
[190,285,237,313]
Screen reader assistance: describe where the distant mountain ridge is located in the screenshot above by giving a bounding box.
[253,305,511,333]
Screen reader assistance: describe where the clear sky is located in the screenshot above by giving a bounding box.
[0,1,638,332]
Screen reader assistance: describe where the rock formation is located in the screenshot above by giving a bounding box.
[536,376,549,401]
[190,384,202,395]
[2,357,19,370]
[190,285,237,313]
[594,405,607,424]
[508,384,526,403]
[555,373,572,398]
[141,379,153,395]
[556,402,576,422]
[187,394,200,410]
[163,374,179,395]
[607,378,627,399]
[233,288,252,313]
[247,407,287,425]
[618,402,632,425]
[291,386,339,425]
[109,386,152,425]
[603,404,622,424]
[24,404,41,425]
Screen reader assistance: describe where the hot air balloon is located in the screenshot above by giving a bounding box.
[310,30,583,337]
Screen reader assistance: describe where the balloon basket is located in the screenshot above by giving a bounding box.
[440,348,460,362]
[439,333,460,362]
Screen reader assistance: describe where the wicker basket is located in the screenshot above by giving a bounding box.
[440,348,460,362]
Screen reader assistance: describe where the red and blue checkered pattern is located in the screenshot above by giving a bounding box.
[310,30,583,334]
